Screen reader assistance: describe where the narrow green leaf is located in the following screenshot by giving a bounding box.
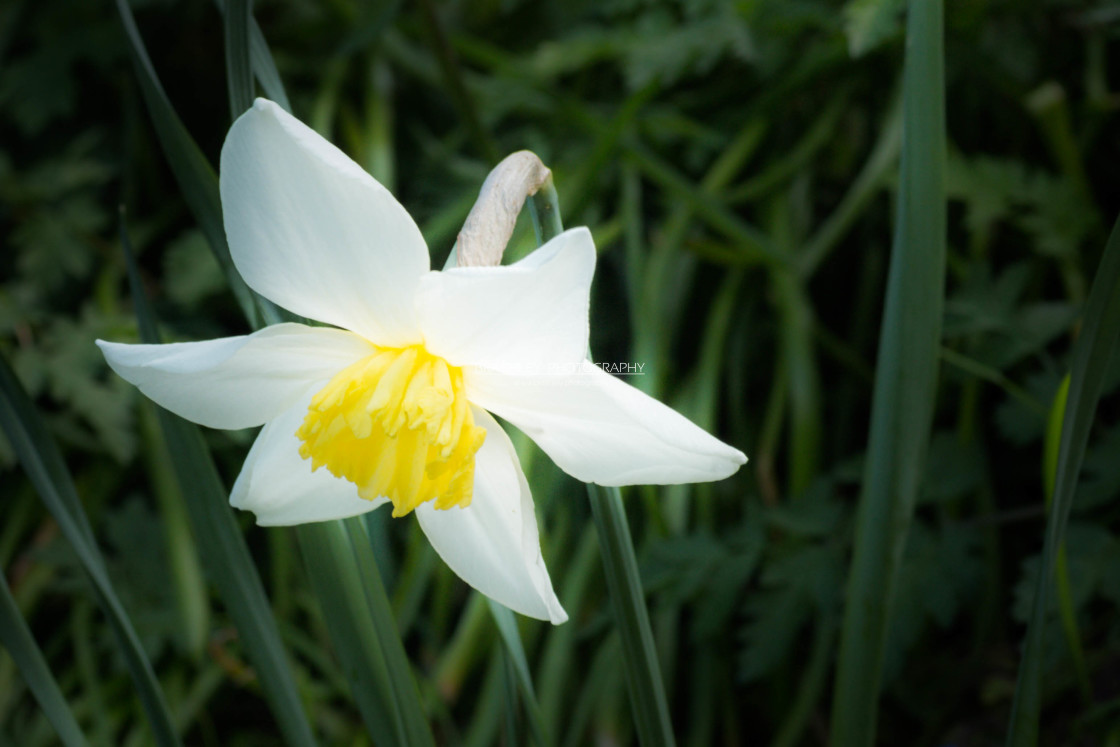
[772,614,837,747]
[800,100,901,277]
[537,530,600,735]
[727,94,846,204]
[1040,375,1092,704]
[0,573,88,747]
[296,521,412,747]
[212,0,291,111]
[0,354,182,747]
[830,2,946,745]
[72,601,113,745]
[1042,376,1071,499]
[500,649,522,746]
[114,0,279,328]
[342,517,436,747]
[461,650,507,747]
[138,402,211,659]
[1007,212,1120,745]
[620,139,785,268]
[773,263,819,498]
[486,599,552,747]
[559,635,625,747]
[117,221,319,747]
[247,17,291,111]
[434,593,491,696]
[224,0,254,119]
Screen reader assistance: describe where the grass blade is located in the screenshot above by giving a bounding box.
[0,573,88,747]
[224,0,254,119]
[118,220,319,747]
[296,521,418,747]
[800,99,901,277]
[342,517,437,747]
[773,263,819,498]
[247,17,291,111]
[138,402,210,659]
[1006,213,1120,745]
[485,599,552,747]
[212,0,291,111]
[0,353,182,747]
[114,0,277,328]
[1041,375,1092,703]
[829,1,946,745]
[621,139,784,269]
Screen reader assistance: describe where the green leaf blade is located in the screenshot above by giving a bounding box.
[1006,209,1120,746]
[224,0,254,119]
[830,1,947,745]
[114,0,278,328]
[0,573,89,747]
[119,221,319,747]
[0,353,182,747]
[296,521,412,747]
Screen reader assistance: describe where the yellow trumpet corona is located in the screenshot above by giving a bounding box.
[297,346,486,517]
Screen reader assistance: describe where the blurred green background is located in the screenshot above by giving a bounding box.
[2,0,1120,745]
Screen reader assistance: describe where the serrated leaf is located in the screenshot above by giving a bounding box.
[765,479,844,536]
[103,498,180,660]
[882,523,981,683]
[945,262,1077,370]
[740,540,843,683]
[623,7,753,89]
[739,588,808,683]
[10,315,136,462]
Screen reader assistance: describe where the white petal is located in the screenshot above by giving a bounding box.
[466,361,747,485]
[220,98,429,346]
[231,395,388,525]
[416,408,566,624]
[97,323,372,430]
[416,227,594,372]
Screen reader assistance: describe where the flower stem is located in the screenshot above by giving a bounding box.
[587,484,677,747]
[528,175,563,244]
[529,174,677,747]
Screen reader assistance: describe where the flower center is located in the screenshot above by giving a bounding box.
[296,345,486,517]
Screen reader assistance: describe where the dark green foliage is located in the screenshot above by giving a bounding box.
[2,0,1119,744]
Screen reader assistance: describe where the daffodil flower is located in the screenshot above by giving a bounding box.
[97,99,746,624]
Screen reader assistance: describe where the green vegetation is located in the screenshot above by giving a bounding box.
[3,0,1120,745]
